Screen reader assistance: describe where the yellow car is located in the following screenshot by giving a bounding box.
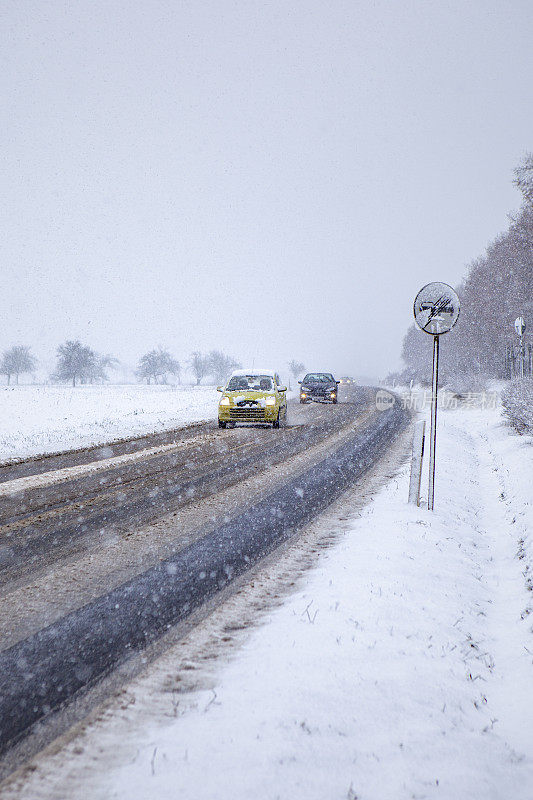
[217,370,288,429]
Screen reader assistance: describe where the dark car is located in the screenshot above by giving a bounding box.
[299,372,339,404]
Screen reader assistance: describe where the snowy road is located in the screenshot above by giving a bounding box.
[0,391,363,588]
[2,400,530,800]
[0,385,408,775]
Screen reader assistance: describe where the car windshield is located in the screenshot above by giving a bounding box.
[227,375,274,392]
[303,373,334,383]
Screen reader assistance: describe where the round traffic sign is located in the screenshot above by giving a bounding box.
[413,282,460,335]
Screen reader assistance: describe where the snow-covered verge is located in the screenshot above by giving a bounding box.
[501,378,533,434]
[3,404,532,800]
[0,385,220,462]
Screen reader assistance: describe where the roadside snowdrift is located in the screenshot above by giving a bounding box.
[0,385,219,462]
[501,378,533,434]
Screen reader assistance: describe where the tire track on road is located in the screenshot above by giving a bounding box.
[0,395,406,761]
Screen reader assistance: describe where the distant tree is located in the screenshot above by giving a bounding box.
[0,345,37,385]
[168,355,181,384]
[137,351,159,384]
[188,351,211,385]
[288,359,305,387]
[85,354,120,384]
[514,152,533,205]
[400,325,433,384]
[208,350,241,385]
[53,340,97,386]
[136,348,180,384]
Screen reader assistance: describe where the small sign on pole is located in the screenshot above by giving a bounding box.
[515,317,526,378]
[413,282,460,510]
[515,316,526,337]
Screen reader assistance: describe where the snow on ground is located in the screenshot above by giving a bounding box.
[4,402,533,800]
[0,385,219,461]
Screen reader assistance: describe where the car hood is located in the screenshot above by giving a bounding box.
[223,390,276,403]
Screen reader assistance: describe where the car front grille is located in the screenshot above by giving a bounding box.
[229,408,266,419]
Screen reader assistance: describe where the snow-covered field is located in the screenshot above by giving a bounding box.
[5,401,532,799]
[0,385,220,461]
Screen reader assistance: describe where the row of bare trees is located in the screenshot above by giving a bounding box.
[1,337,309,388]
[0,342,120,386]
[0,341,247,387]
[391,154,533,385]
[135,349,243,385]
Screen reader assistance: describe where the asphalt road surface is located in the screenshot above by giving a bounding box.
[0,385,408,773]
[0,389,366,586]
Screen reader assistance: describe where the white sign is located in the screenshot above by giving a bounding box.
[515,317,526,336]
[413,282,460,335]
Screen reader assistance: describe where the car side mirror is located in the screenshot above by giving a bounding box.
[278,386,287,392]
[217,386,223,392]
[298,380,302,384]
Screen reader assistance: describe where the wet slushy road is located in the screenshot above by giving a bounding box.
[0,386,407,773]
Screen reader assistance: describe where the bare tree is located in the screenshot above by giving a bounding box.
[514,152,533,205]
[137,351,159,384]
[53,340,97,386]
[137,348,180,384]
[168,355,181,384]
[188,352,210,385]
[288,359,305,388]
[86,354,120,384]
[0,345,37,385]
[208,350,241,385]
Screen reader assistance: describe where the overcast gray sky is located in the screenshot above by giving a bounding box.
[2,0,532,380]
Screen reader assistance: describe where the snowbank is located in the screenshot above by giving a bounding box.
[501,378,533,434]
[0,385,219,462]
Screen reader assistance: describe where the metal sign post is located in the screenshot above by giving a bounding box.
[413,282,460,510]
[428,334,439,510]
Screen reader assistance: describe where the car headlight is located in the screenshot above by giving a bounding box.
[265,396,276,406]
[301,386,309,392]
[220,396,230,406]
